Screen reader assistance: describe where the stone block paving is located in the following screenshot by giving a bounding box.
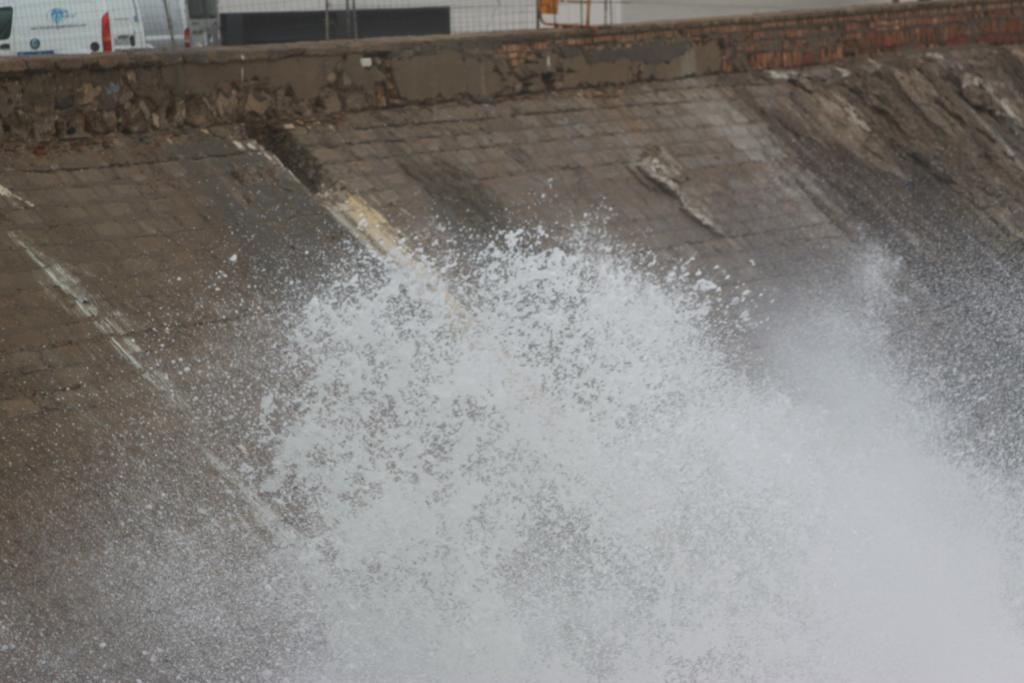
[285,73,852,290]
[0,128,367,681]
[0,128,356,421]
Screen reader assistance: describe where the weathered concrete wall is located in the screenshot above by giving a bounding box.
[8,28,1024,683]
[264,40,1024,289]
[2,0,1024,142]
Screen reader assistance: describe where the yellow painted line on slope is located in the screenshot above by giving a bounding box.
[320,191,472,328]
[320,191,404,257]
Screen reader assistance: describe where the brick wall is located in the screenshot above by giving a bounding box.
[701,0,1024,70]
[1,0,1023,142]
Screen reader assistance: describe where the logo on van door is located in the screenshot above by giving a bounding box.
[50,8,74,25]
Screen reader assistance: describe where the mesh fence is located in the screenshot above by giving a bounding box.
[218,0,541,41]
[0,0,896,56]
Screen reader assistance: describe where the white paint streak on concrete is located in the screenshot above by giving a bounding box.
[7,229,291,542]
[0,184,34,208]
[10,230,179,394]
[8,232,101,319]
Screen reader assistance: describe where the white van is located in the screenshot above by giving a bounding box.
[0,0,145,56]
[107,0,147,50]
[187,0,218,47]
[137,0,191,49]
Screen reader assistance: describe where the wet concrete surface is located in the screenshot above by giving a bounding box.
[4,43,1024,680]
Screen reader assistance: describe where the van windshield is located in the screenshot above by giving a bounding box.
[0,7,12,41]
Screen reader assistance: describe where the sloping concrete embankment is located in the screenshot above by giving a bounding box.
[4,1,1024,679]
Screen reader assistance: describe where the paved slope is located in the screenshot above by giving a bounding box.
[3,43,1024,680]
[0,130,362,680]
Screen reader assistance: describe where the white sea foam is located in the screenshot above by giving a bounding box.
[257,235,1024,682]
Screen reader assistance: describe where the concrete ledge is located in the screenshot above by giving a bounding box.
[2,0,1023,141]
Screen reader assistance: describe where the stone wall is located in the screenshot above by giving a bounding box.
[1,0,1023,141]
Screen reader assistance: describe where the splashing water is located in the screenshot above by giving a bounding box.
[256,234,1024,682]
